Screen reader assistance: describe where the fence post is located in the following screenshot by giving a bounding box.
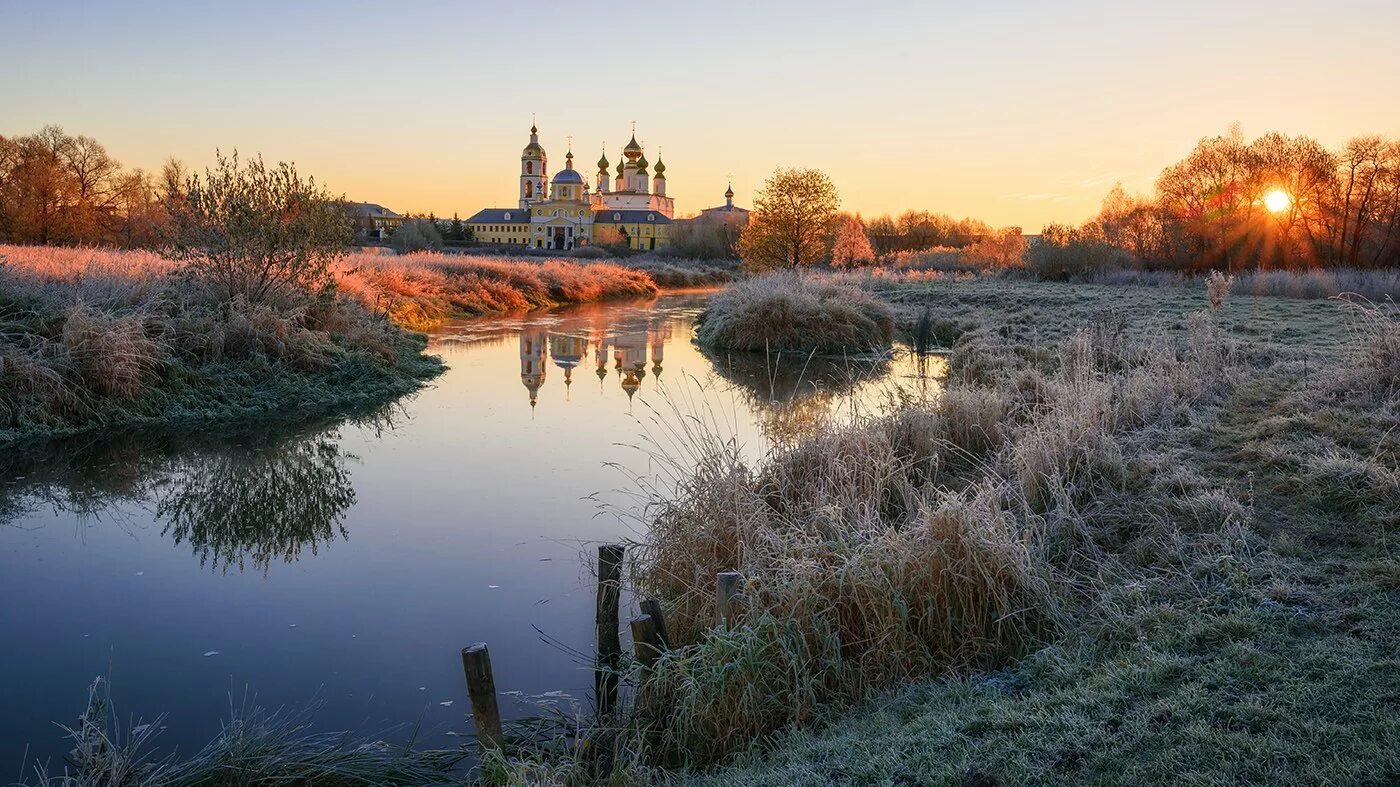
[639,597,671,650]
[630,613,663,671]
[461,643,504,752]
[716,571,742,629]
[595,543,625,716]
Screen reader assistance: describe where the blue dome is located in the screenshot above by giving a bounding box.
[552,168,585,184]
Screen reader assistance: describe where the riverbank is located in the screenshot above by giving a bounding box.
[0,246,707,443]
[494,275,1397,784]
[672,277,1398,784]
[0,245,443,445]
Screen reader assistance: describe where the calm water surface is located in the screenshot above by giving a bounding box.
[0,293,938,767]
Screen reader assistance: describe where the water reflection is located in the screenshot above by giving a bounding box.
[513,317,674,407]
[442,297,927,443]
[1,294,945,769]
[1,415,377,574]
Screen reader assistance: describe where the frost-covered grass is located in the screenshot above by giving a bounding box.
[695,271,895,353]
[338,251,659,331]
[0,245,441,443]
[489,278,1398,784]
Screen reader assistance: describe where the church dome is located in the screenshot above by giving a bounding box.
[623,135,642,156]
[597,151,609,171]
[653,158,666,177]
[635,153,649,174]
[523,141,545,157]
[552,168,585,184]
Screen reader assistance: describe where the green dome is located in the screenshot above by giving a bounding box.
[653,158,666,176]
[597,152,609,171]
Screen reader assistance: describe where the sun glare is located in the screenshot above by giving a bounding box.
[1263,188,1292,214]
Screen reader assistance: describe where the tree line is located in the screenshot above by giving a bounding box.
[0,125,189,247]
[1039,126,1400,276]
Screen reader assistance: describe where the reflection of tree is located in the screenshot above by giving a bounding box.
[156,434,356,575]
[702,349,892,445]
[1,405,398,573]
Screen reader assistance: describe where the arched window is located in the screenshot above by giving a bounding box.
[504,212,512,220]
[647,214,654,221]
[613,213,621,220]
[526,162,534,174]
[525,181,533,197]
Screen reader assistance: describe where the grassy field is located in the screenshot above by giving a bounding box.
[662,277,1398,785]
[487,275,1397,785]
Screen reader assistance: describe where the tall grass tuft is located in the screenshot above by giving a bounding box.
[695,271,895,353]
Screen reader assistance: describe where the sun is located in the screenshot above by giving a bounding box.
[1263,188,1292,214]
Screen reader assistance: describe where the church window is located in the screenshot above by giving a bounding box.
[647,214,655,221]
[525,181,533,197]
[613,213,621,220]
[526,162,534,174]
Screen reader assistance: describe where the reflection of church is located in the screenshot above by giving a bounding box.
[519,321,672,408]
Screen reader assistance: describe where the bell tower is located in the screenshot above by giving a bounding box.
[520,120,547,210]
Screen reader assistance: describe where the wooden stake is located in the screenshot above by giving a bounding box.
[461,643,503,752]
[639,597,671,650]
[595,543,625,716]
[630,613,663,671]
[716,571,742,629]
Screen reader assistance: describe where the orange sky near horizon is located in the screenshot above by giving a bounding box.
[4,1,1398,229]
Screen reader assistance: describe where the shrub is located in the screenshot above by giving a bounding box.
[1206,269,1235,310]
[166,152,351,302]
[695,272,895,353]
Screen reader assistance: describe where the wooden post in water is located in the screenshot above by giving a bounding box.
[716,571,742,629]
[630,613,663,671]
[461,643,504,752]
[595,543,625,716]
[639,597,671,650]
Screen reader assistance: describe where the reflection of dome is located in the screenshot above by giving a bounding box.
[521,373,544,407]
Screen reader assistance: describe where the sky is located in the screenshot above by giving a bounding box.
[3,0,1399,229]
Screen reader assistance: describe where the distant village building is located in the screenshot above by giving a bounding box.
[346,202,404,241]
[467,124,676,251]
[695,183,749,226]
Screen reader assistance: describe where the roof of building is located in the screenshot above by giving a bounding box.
[700,204,750,214]
[593,209,672,224]
[552,168,585,184]
[465,208,530,223]
[346,202,402,219]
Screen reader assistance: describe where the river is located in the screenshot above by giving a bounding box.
[0,292,940,768]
